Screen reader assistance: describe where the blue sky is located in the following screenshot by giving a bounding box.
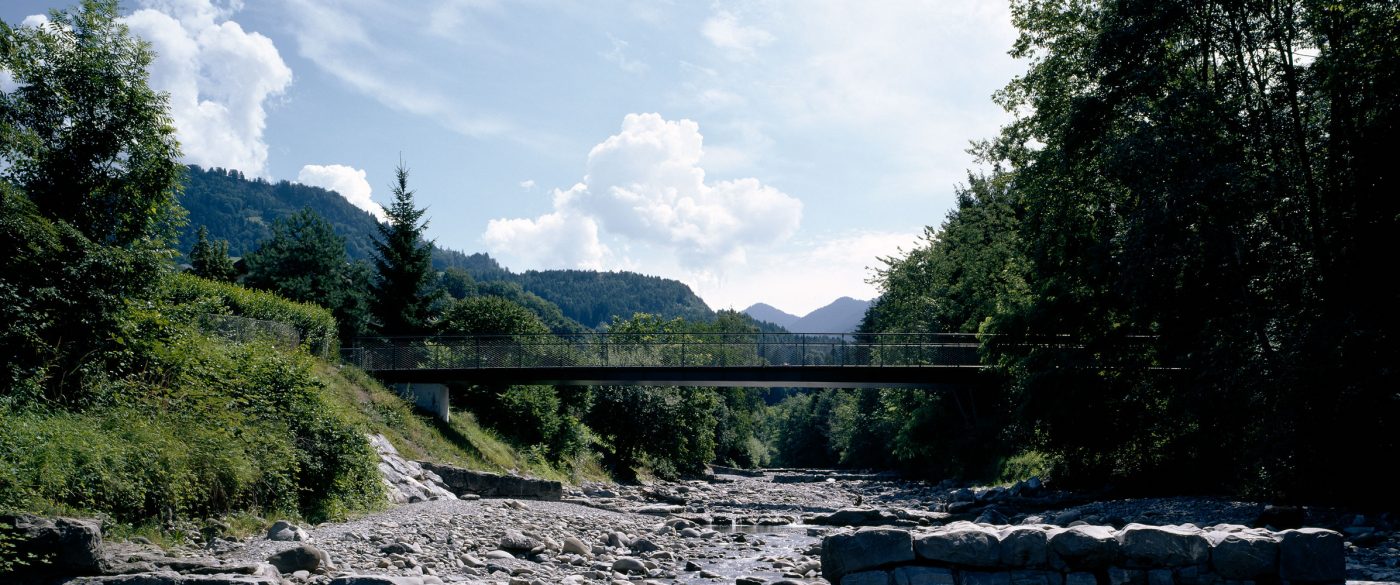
[3,0,1023,315]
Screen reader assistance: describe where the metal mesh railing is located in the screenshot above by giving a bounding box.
[341,332,987,371]
[198,313,302,349]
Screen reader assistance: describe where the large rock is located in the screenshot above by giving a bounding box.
[498,529,541,552]
[0,514,106,578]
[611,557,647,574]
[1116,524,1209,567]
[914,522,1000,567]
[822,528,915,584]
[265,520,307,542]
[844,570,892,585]
[999,526,1049,567]
[368,433,457,504]
[329,577,426,585]
[892,566,955,585]
[266,544,332,573]
[1205,527,1277,579]
[62,574,278,585]
[811,508,898,526]
[1278,528,1344,583]
[1048,525,1119,569]
[960,571,1012,585]
[421,462,562,500]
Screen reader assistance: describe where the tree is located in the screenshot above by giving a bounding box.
[0,0,184,248]
[243,209,371,341]
[0,1,184,399]
[371,162,436,335]
[188,226,237,282]
[436,296,549,336]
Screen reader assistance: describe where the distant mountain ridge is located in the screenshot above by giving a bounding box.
[743,297,871,334]
[742,303,800,329]
[179,165,714,328]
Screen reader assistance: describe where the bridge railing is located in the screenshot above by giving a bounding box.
[341,332,987,371]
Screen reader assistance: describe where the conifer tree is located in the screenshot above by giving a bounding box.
[370,162,435,335]
[189,226,237,282]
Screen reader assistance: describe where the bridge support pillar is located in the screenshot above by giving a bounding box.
[394,383,450,422]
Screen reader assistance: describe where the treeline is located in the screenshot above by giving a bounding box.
[180,167,715,330]
[825,0,1399,506]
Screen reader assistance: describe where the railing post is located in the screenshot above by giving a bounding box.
[475,337,481,369]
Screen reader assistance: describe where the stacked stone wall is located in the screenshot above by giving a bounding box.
[821,521,1344,585]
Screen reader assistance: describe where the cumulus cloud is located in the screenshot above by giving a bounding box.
[702,10,774,61]
[296,164,386,222]
[123,0,291,176]
[484,113,802,272]
[484,213,608,270]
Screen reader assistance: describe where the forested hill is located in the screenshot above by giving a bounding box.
[179,165,714,328]
[507,270,714,329]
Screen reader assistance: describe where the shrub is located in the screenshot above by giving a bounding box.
[156,273,337,357]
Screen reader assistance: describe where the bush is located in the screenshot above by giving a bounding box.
[156,273,337,357]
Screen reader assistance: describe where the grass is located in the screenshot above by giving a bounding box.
[317,363,609,484]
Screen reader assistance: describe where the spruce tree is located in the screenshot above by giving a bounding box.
[189,226,237,282]
[370,162,435,335]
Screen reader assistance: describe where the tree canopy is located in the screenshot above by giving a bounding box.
[370,163,436,335]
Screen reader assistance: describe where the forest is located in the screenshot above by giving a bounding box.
[2,0,1398,540]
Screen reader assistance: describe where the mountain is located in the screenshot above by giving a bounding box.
[790,297,872,333]
[742,297,872,333]
[742,303,800,329]
[178,165,714,328]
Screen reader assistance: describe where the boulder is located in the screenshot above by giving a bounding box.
[328,577,426,585]
[1205,529,1277,579]
[812,508,897,526]
[822,528,915,584]
[1278,528,1344,583]
[960,571,1012,585]
[266,544,332,573]
[265,520,308,542]
[368,434,457,504]
[1048,525,1119,569]
[892,565,955,585]
[0,514,106,578]
[843,570,893,585]
[499,529,541,552]
[1064,572,1096,585]
[914,523,1000,567]
[628,537,660,553]
[611,557,647,574]
[562,536,591,555]
[998,526,1049,567]
[1116,524,1209,567]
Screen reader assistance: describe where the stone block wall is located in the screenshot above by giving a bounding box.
[420,462,563,500]
[821,521,1344,585]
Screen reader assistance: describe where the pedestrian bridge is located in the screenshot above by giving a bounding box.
[342,332,994,388]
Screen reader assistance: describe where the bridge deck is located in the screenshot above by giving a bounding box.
[344,333,998,388]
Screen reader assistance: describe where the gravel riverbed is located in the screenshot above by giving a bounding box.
[192,469,1400,584]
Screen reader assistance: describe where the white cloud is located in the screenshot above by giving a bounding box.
[21,14,50,28]
[296,164,386,222]
[691,230,923,315]
[484,113,802,273]
[0,70,16,94]
[483,213,608,270]
[124,0,291,176]
[519,179,536,189]
[602,34,648,74]
[701,10,774,61]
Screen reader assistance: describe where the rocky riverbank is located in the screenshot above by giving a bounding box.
[7,464,1399,584]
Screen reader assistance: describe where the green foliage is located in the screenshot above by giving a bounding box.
[0,0,185,249]
[438,267,476,299]
[371,163,436,335]
[156,273,337,357]
[586,386,717,480]
[188,226,237,282]
[472,280,588,335]
[763,391,841,468]
[0,185,167,404]
[242,208,371,341]
[437,296,550,336]
[511,270,715,329]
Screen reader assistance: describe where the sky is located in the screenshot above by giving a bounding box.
[2,0,1024,316]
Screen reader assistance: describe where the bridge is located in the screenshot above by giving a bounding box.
[342,332,991,389]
